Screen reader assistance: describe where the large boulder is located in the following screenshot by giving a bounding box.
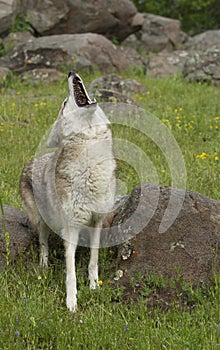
[20,68,66,84]
[2,31,34,52]
[22,0,69,36]
[88,74,147,104]
[21,0,139,41]
[135,13,183,52]
[146,46,220,86]
[0,33,143,74]
[89,74,148,95]
[183,45,220,86]
[111,184,220,290]
[146,50,190,77]
[183,30,220,51]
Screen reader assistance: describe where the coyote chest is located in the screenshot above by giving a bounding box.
[55,130,115,225]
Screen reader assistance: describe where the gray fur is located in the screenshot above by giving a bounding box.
[20,72,116,312]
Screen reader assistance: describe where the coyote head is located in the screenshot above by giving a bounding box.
[47,71,109,148]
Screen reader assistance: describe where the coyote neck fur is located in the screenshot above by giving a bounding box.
[54,124,115,221]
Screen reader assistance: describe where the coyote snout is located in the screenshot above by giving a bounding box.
[20,72,116,312]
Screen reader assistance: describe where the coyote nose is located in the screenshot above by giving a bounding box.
[68,71,77,78]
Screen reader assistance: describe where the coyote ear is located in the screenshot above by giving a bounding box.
[62,97,68,108]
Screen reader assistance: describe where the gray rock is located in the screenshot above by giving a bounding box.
[89,74,147,95]
[146,46,220,85]
[3,31,34,52]
[0,0,19,37]
[118,45,144,70]
[122,33,143,52]
[183,45,220,85]
[20,68,66,84]
[183,30,220,51]
[111,184,220,286]
[22,0,69,36]
[91,89,135,104]
[88,74,147,104]
[0,205,35,267]
[147,50,190,77]
[0,33,143,74]
[137,13,183,52]
[21,0,139,41]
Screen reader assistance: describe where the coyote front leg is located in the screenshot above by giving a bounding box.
[64,226,79,312]
[39,220,50,268]
[88,223,101,290]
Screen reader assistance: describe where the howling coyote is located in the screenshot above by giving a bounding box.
[20,72,116,312]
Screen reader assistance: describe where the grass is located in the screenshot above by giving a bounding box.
[0,72,220,349]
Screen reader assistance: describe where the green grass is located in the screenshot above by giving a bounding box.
[0,72,220,349]
[0,256,219,350]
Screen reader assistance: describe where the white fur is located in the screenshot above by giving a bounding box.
[20,72,116,312]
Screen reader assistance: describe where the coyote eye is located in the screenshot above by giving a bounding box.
[63,98,68,107]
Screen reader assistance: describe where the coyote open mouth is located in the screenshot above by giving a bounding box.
[69,71,96,108]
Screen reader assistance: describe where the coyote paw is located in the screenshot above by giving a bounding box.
[66,297,77,313]
[39,255,48,269]
[89,280,99,290]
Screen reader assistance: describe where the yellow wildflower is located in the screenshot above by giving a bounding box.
[40,101,47,107]
[195,152,210,160]
[200,152,208,160]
